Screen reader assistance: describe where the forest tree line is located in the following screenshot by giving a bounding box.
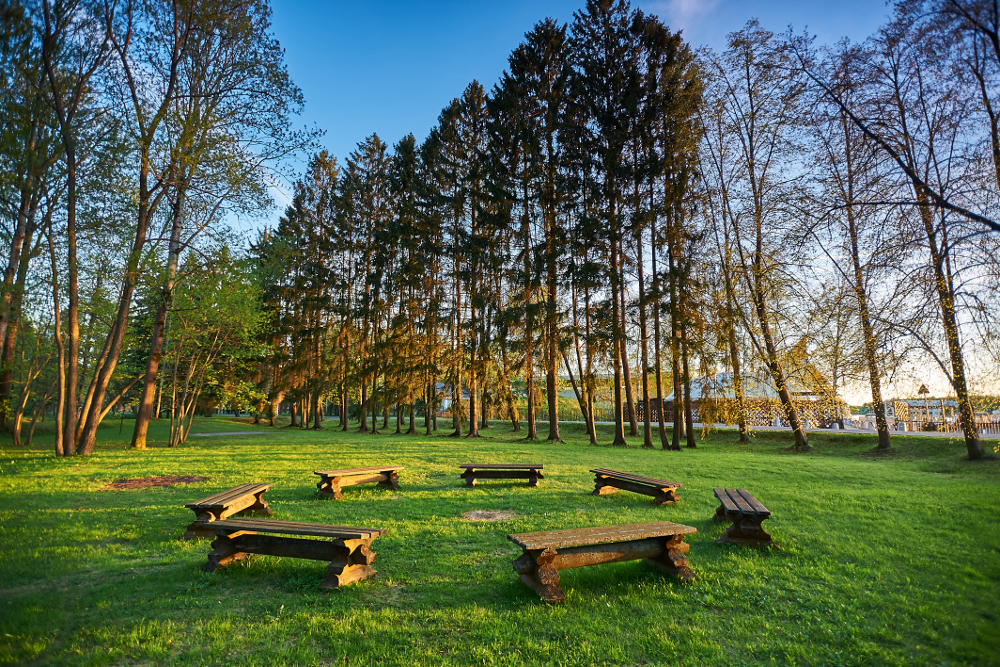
[2,0,998,460]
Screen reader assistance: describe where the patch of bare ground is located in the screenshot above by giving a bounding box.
[100,475,207,491]
[461,510,518,522]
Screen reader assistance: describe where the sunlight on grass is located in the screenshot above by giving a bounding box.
[1,418,998,666]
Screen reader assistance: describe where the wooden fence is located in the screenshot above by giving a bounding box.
[636,397,844,428]
[896,420,1000,435]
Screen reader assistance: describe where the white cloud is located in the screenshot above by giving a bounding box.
[643,0,722,35]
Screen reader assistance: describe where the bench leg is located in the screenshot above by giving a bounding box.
[710,504,727,522]
[528,471,539,487]
[513,548,565,604]
[592,475,618,496]
[463,474,477,488]
[243,490,273,516]
[317,476,344,500]
[377,471,401,491]
[321,541,378,589]
[202,532,250,572]
[653,487,680,506]
[717,516,775,549]
[644,535,696,582]
[322,563,376,588]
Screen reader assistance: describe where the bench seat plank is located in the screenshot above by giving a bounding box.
[726,488,756,515]
[315,465,405,476]
[713,487,740,514]
[185,483,271,510]
[737,489,770,516]
[508,521,695,551]
[460,463,543,470]
[207,518,385,540]
[591,468,680,488]
[183,483,273,539]
[591,469,682,505]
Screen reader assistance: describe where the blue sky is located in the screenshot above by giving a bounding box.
[261,0,975,402]
[268,0,894,179]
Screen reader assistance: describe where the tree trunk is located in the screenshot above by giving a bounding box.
[46,224,66,456]
[0,169,33,364]
[682,330,696,449]
[620,272,638,437]
[525,314,537,440]
[451,373,462,437]
[425,381,433,436]
[670,319,684,449]
[848,215,890,451]
[358,383,369,432]
[340,383,348,430]
[636,228,653,448]
[918,200,983,459]
[727,324,750,443]
[131,185,187,449]
[562,350,589,426]
[668,242,684,449]
[0,196,35,431]
[0,224,35,431]
[313,391,322,430]
[609,233,627,446]
[545,266,560,442]
[76,162,158,454]
[582,285,598,445]
[753,287,810,451]
[467,331,480,438]
[63,145,80,457]
[500,346,520,432]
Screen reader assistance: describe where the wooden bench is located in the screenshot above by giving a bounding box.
[507,521,697,604]
[460,463,543,487]
[314,465,404,500]
[590,468,682,506]
[183,483,273,539]
[200,518,387,589]
[711,488,775,548]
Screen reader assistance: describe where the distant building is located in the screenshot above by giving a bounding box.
[888,399,958,424]
[636,372,847,428]
[890,398,1000,431]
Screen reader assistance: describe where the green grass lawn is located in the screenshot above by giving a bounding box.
[1,418,998,666]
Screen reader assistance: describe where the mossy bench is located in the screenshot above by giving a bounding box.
[507,521,697,603]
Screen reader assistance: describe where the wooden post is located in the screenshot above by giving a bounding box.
[644,534,696,582]
[378,470,401,490]
[515,548,565,604]
[202,531,252,572]
[246,489,273,516]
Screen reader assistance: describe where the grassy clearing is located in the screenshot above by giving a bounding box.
[1,418,998,666]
